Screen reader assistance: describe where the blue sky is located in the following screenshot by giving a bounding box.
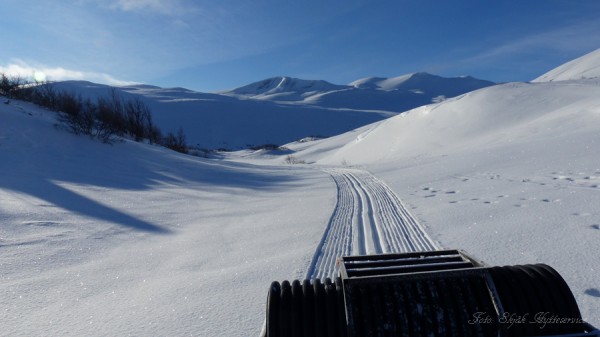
[2,0,600,92]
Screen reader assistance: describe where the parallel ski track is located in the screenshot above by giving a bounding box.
[306,168,438,279]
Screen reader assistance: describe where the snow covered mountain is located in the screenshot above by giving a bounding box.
[223,72,495,111]
[50,80,393,150]
[221,76,347,101]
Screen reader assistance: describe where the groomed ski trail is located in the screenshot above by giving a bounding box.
[307,168,438,279]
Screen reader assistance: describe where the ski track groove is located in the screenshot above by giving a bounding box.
[307,168,438,279]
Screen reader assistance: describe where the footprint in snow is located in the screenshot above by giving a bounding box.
[591,224,600,230]
[585,288,600,297]
[572,212,592,217]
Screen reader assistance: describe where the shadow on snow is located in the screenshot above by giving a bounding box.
[0,136,298,234]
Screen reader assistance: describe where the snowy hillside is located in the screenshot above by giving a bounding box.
[50,81,393,150]
[0,99,336,336]
[46,72,493,150]
[534,48,600,82]
[240,52,600,325]
[48,73,493,150]
[289,80,600,165]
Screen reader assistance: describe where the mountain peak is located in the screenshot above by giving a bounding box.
[349,76,391,89]
[222,76,346,100]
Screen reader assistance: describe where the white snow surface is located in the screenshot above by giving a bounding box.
[534,47,600,82]
[3,50,600,336]
[0,101,338,336]
[261,78,600,327]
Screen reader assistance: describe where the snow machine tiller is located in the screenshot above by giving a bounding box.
[263,249,599,337]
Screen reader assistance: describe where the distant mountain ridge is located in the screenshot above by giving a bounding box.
[222,76,346,101]
[222,72,495,111]
[349,72,491,92]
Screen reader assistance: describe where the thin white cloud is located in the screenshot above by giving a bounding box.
[0,60,138,87]
[108,0,188,15]
[465,20,600,65]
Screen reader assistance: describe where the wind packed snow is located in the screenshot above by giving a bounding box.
[2,48,600,336]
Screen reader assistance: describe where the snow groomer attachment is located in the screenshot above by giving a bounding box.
[263,249,599,337]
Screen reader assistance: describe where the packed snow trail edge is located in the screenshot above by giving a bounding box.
[306,168,438,279]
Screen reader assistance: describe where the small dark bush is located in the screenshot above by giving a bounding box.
[162,127,188,154]
[250,144,281,151]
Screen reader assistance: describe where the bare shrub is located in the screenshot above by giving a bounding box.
[285,155,306,164]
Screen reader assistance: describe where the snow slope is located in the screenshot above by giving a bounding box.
[0,100,338,336]
[246,70,600,326]
[50,81,392,150]
[47,73,493,150]
[291,80,600,165]
[1,100,444,335]
[534,47,600,82]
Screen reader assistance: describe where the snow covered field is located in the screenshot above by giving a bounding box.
[2,48,600,336]
[0,101,338,336]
